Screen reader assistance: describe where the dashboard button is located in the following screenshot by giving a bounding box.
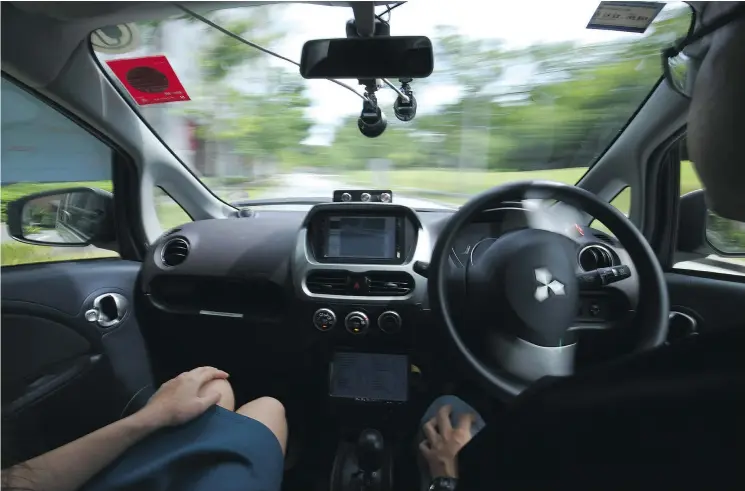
[313,308,337,332]
[345,311,369,335]
[380,192,391,203]
[360,193,371,202]
[341,192,352,202]
[378,311,402,333]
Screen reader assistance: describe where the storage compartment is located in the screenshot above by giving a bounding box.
[147,275,286,318]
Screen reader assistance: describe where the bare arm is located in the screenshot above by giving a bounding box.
[3,410,162,491]
[2,367,229,491]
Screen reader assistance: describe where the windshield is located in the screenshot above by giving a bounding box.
[92,1,692,210]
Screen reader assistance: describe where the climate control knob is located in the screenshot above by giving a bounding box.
[313,308,337,332]
[378,311,402,333]
[345,311,369,335]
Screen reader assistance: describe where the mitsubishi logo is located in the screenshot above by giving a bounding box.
[534,268,565,302]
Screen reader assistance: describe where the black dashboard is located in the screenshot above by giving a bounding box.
[138,201,638,350]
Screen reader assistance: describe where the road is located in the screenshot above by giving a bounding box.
[257,173,454,210]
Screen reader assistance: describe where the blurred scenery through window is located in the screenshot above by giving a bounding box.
[92,1,692,210]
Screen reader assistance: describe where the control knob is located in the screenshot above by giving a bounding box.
[378,311,402,333]
[345,311,370,335]
[360,192,371,202]
[313,308,337,332]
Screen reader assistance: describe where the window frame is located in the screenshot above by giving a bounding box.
[648,131,745,281]
[1,73,146,263]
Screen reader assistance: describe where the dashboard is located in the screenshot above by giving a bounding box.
[137,199,639,362]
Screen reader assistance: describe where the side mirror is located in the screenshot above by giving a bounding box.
[706,212,745,256]
[677,189,745,257]
[7,188,115,247]
[677,189,707,254]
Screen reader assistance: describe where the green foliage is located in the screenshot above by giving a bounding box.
[131,4,692,191]
[1,242,116,267]
[199,9,284,82]
[707,214,745,253]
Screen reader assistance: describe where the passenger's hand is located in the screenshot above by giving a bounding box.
[138,366,229,428]
[419,405,475,479]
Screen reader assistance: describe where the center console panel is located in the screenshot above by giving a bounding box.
[291,202,431,428]
[293,203,431,306]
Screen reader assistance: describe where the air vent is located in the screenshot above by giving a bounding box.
[305,271,415,297]
[366,272,415,296]
[161,238,190,267]
[306,271,348,294]
[579,244,614,271]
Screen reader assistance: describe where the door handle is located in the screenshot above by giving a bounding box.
[85,293,128,328]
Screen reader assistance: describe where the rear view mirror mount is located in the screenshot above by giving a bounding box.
[6,187,116,249]
[300,36,434,80]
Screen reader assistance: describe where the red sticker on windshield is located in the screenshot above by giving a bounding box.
[106,55,190,105]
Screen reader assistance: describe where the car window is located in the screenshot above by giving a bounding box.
[1,78,119,266]
[675,160,745,276]
[591,187,631,236]
[155,187,192,230]
[91,2,692,210]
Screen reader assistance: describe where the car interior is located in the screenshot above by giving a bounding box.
[2,1,745,490]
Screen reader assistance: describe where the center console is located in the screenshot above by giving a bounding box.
[292,201,430,404]
[293,202,430,304]
[290,200,431,490]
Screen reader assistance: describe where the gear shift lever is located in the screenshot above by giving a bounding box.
[357,429,385,474]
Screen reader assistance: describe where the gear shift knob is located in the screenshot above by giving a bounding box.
[356,428,385,473]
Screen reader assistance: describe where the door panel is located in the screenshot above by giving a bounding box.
[666,272,745,334]
[1,259,152,466]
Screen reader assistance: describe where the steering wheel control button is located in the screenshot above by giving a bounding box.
[313,308,337,332]
[378,311,402,333]
[341,192,352,202]
[345,311,369,335]
[360,192,371,202]
[578,265,632,289]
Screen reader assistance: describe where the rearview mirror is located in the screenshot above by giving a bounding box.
[7,188,115,247]
[300,36,434,79]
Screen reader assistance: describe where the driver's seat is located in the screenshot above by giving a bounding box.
[456,324,745,489]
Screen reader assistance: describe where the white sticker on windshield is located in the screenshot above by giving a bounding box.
[587,1,664,33]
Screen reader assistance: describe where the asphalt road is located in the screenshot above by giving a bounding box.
[258,173,454,210]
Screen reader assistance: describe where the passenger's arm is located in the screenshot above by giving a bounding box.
[2,366,229,491]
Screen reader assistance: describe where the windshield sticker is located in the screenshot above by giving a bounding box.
[587,2,664,33]
[91,24,141,54]
[105,56,191,105]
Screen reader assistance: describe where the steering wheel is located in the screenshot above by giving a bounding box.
[429,181,669,399]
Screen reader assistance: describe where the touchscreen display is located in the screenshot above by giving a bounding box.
[325,216,397,259]
[329,352,408,402]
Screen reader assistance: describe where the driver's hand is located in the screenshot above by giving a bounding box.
[419,404,475,478]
